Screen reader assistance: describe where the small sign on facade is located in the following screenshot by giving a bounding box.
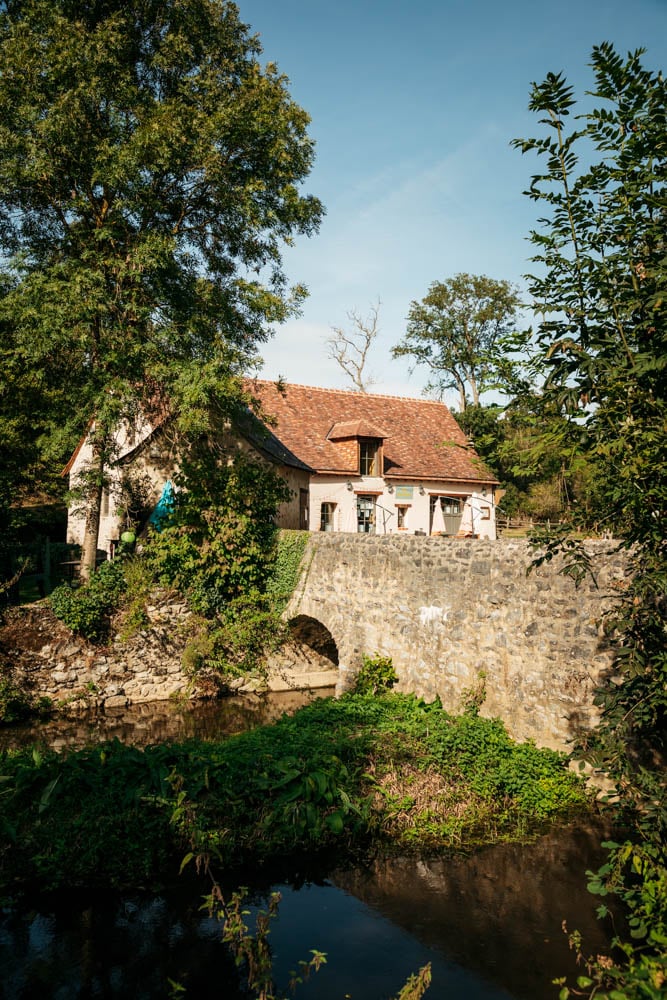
[394,485,414,499]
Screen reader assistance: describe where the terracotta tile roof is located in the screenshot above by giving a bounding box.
[245,380,498,484]
[327,419,389,440]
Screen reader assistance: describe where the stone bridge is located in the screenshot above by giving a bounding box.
[283,535,628,751]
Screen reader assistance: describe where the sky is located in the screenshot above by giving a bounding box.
[242,0,667,404]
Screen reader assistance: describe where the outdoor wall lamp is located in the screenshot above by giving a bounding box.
[419,485,426,496]
[346,481,354,491]
[386,482,394,493]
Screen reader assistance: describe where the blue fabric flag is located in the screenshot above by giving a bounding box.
[148,480,175,530]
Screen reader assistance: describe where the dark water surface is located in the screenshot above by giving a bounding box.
[0,689,334,752]
[0,695,615,1000]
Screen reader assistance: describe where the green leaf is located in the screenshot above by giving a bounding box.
[179,852,194,875]
[325,811,344,835]
[38,775,60,815]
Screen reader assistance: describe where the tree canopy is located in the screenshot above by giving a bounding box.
[392,272,523,411]
[0,0,322,573]
[515,42,667,998]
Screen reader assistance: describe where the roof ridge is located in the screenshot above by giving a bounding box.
[246,378,450,407]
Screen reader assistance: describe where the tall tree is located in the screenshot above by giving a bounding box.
[0,0,322,576]
[392,273,523,410]
[514,43,667,996]
[326,299,380,392]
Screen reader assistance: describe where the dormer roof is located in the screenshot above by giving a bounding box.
[326,419,389,441]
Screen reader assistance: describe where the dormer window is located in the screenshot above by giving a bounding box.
[359,438,381,476]
[326,419,388,478]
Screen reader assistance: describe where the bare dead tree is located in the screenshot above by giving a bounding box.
[326,300,380,392]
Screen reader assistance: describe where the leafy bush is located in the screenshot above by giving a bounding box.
[183,596,290,683]
[145,450,290,615]
[114,555,153,640]
[49,559,126,642]
[0,675,51,724]
[145,463,309,682]
[352,653,398,695]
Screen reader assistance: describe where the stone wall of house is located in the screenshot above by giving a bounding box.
[286,535,629,750]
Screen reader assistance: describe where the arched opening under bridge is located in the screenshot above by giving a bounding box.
[287,615,339,666]
[266,614,340,692]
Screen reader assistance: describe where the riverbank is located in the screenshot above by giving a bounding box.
[0,692,591,895]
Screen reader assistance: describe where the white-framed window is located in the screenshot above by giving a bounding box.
[396,505,408,529]
[320,502,336,532]
[359,438,381,476]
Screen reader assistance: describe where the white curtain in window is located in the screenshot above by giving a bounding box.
[431,498,446,534]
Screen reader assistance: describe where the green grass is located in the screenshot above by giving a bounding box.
[0,693,591,892]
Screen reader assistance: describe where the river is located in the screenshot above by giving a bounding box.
[0,694,616,1000]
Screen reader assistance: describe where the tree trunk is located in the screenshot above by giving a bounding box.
[456,378,467,412]
[79,445,105,582]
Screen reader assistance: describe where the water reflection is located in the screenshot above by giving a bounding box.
[0,826,614,1000]
[331,824,616,1000]
[0,689,334,752]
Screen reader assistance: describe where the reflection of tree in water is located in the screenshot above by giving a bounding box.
[1,887,246,999]
[1,825,617,1000]
[333,824,618,1000]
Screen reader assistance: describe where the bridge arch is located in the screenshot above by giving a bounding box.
[287,614,339,666]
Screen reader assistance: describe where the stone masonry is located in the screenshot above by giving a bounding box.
[286,535,629,751]
[4,536,629,751]
[5,593,198,710]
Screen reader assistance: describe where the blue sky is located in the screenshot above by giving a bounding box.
[244,0,667,403]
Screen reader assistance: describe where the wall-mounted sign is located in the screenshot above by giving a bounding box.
[394,485,414,500]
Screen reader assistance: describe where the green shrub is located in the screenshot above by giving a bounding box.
[49,559,126,643]
[115,555,154,640]
[352,653,398,695]
[183,595,289,681]
[145,451,291,615]
[0,693,589,892]
[0,675,51,724]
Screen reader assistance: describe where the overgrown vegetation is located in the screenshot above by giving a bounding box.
[0,675,51,725]
[514,43,667,999]
[264,530,310,613]
[351,652,398,695]
[0,692,589,893]
[147,450,291,616]
[49,559,126,643]
[47,447,310,686]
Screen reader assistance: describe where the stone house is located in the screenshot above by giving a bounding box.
[63,380,499,555]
